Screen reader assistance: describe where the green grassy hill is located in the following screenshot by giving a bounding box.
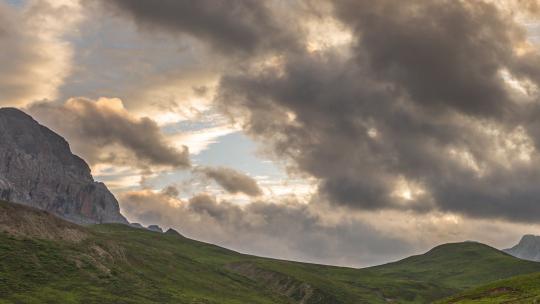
[438,272,540,303]
[1,200,540,304]
[355,241,540,301]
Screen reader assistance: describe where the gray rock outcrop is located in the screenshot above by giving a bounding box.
[504,235,540,261]
[147,225,163,233]
[165,228,183,237]
[130,223,145,229]
[0,107,127,225]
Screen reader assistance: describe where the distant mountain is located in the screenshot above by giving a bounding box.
[0,107,127,225]
[1,199,540,303]
[504,234,540,262]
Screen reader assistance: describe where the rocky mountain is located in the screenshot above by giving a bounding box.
[0,107,127,225]
[504,234,540,261]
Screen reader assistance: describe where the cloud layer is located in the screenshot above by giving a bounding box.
[28,98,190,168]
[120,188,412,266]
[87,0,540,262]
[212,0,540,222]
[6,0,540,266]
[100,0,296,55]
[198,166,262,196]
[0,0,81,106]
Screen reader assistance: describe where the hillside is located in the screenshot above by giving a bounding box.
[356,241,540,300]
[0,197,87,241]
[438,272,540,303]
[2,200,540,303]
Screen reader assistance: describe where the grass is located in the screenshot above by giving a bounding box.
[438,271,540,303]
[2,200,540,303]
[0,225,289,304]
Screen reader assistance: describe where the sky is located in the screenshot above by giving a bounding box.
[3,0,540,267]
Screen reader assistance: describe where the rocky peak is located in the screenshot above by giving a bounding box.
[520,234,540,243]
[504,234,540,262]
[0,107,127,225]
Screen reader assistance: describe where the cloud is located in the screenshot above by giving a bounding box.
[214,0,540,223]
[0,0,82,106]
[119,188,412,267]
[197,166,262,196]
[17,0,540,225]
[335,0,523,118]
[27,97,190,168]
[169,124,239,155]
[98,0,297,55]
[7,0,540,265]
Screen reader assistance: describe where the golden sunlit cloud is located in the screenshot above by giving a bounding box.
[170,125,240,155]
[0,0,83,106]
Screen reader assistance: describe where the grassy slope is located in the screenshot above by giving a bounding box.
[357,242,540,301]
[438,272,540,303]
[0,223,290,304]
[2,200,540,303]
[242,242,540,303]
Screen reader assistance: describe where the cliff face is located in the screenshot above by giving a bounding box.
[504,235,540,262]
[0,107,127,225]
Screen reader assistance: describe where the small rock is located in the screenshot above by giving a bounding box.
[147,225,163,233]
[165,228,183,237]
[130,223,144,229]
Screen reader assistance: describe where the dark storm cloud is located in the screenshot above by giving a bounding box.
[89,0,540,222]
[336,0,525,118]
[215,0,540,222]
[28,98,190,168]
[99,0,297,55]
[218,51,436,212]
[197,166,262,196]
[120,189,412,266]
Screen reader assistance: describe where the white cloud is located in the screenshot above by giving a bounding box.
[170,125,240,155]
